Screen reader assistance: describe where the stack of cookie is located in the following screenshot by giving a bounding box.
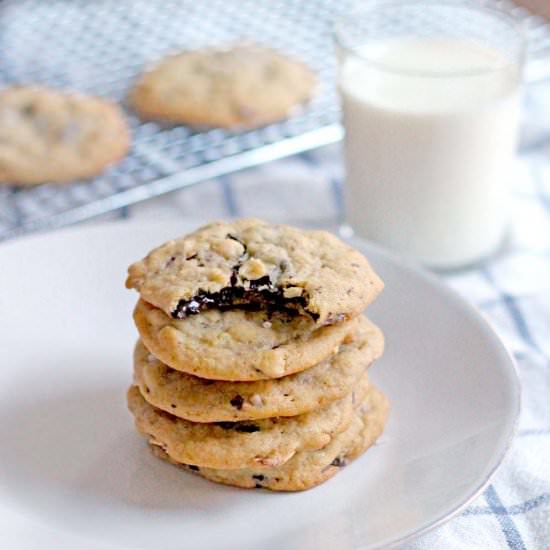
[126,219,388,491]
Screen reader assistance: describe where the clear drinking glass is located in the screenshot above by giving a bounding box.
[334,1,526,269]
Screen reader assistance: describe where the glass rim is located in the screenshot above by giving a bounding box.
[333,0,527,78]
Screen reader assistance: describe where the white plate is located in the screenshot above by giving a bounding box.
[0,220,519,550]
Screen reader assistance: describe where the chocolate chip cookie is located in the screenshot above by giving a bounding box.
[127,375,368,470]
[0,86,130,185]
[150,385,388,491]
[130,45,316,128]
[126,219,384,326]
[133,299,359,380]
[133,315,383,421]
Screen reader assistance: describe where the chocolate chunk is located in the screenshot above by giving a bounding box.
[171,283,309,320]
[181,298,201,316]
[330,457,347,467]
[215,422,235,430]
[235,424,260,433]
[230,395,244,410]
[214,421,260,433]
[252,474,265,481]
[248,275,275,291]
[170,403,177,409]
[188,465,200,471]
[254,483,263,489]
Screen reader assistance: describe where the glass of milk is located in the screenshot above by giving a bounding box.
[335,1,526,269]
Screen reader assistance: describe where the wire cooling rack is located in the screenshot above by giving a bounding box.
[0,0,548,240]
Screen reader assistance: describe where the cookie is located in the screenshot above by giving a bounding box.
[0,86,130,185]
[126,219,384,326]
[150,385,388,491]
[134,315,383,421]
[129,45,316,129]
[133,299,359,381]
[127,375,368,470]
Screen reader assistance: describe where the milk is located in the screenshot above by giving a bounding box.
[340,37,521,268]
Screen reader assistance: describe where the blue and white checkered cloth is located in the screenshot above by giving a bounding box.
[105,80,550,549]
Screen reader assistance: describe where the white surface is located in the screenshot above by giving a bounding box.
[341,37,521,267]
[0,220,520,550]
